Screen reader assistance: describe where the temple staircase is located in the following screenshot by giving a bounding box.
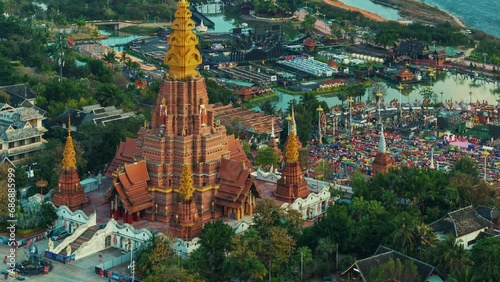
[53,211,97,254]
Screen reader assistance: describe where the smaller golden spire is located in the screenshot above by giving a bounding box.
[68,113,71,135]
[62,114,77,170]
[179,163,194,200]
[285,128,299,163]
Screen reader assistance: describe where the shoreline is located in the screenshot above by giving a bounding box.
[414,1,467,29]
[321,0,389,22]
[321,0,469,30]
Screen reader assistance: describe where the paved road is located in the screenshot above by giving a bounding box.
[0,239,123,282]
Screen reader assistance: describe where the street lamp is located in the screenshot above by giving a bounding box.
[397,83,404,117]
[482,150,490,180]
[440,91,444,105]
[483,53,488,65]
[347,96,354,135]
[317,105,324,144]
[469,91,473,105]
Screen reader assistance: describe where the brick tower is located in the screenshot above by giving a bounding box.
[372,124,394,174]
[52,116,89,210]
[275,127,309,202]
[105,0,257,239]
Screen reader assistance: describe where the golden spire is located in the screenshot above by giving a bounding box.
[179,163,194,200]
[285,128,299,163]
[164,0,202,80]
[62,114,77,170]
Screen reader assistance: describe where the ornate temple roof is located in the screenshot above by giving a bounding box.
[164,0,202,80]
[285,129,299,163]
[62,115,77,170]
[216,158,254,209]
[114,160,153,213]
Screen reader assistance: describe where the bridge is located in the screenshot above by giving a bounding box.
[87,20,139,30]
[189,6,215,28]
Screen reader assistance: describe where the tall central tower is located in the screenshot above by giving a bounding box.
[135,0,230,236]
[108,0,257,239]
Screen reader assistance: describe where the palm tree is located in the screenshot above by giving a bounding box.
[413,224,438,259]
[102,50,117,71]
[449,267,482,282]
[428,234,472,275]
[315,237,336,264]
[391,212,416,255]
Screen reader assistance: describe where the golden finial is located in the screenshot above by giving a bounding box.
[285,128,299,163]
[164,0,202,80]
[62,114,77,170]
[67,113,71,135]
[179,163,194,200]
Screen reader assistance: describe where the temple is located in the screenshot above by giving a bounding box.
[52,116,89,210]
[106,0,258,240]
[372,124,394,174]
[275,126,309,202]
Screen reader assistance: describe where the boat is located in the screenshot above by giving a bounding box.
[196,20,208,32]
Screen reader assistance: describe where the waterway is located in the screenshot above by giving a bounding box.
[338,0,400,21]
[272,73,500,110]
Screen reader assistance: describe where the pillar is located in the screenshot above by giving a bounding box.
[135,212,140,221]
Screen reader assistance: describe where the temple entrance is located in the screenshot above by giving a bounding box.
[105,235,111,248]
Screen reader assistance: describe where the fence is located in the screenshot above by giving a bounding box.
[45,251,76,264]
[95,252,140,282]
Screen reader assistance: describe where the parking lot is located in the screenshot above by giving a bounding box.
[1,239,126,281]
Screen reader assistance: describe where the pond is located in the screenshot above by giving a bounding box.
[271,73,500,110]
[337,0,400,21]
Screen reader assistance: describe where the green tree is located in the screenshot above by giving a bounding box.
[252,198,303,240]
[136,235,175,278]
[314,204,354,253]
[470,237,500,280]
[391,212,417,255]
[451,156,479,183]
[427,234,472,275]
[223,229,267,281]
[302,14,316,35]
[143,264,197,282]
[258,99,276,115]
[369,258,420,282]
[190,220,234,282]
[254,146,280,169]
[102,50,117,71]
[40,203,57,228]
[449,267,483,282]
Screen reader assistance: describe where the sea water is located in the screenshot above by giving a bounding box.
[423,0,500,38]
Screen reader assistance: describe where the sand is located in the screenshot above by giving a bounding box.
[321,0,389,22]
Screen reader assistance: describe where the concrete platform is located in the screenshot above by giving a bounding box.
[0,239,123,281]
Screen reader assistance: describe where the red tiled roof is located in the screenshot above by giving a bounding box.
[322,78,347,85]
[113,160,153,213]
[303,38,318,47]
[215,158,254,208]
[122,137,137,158]
[105,137,137,177]
[124,160,150,184]
[396,68,414,77]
